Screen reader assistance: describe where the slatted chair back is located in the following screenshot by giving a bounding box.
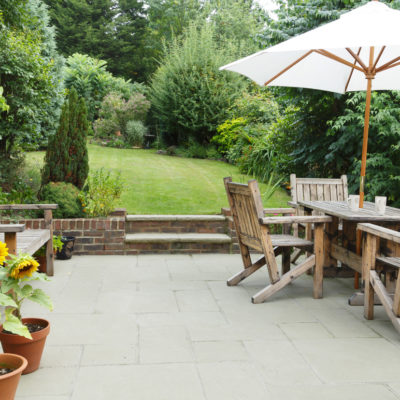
[290,174,348,204]
[224,177,264,253]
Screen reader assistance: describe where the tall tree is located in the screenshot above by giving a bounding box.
[0,0,61,183]
[42,0,148,81]
[42,88,89,189]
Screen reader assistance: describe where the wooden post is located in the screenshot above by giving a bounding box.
[313,223,324,299]
[4,232,17,256]
[324,216,339,268]
[44,209,54,276]
[362,232,377,320]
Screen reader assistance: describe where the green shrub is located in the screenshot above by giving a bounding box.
[64,53,146,122]
[125,120,147,147]
[93,118,120,139]
[212,117,247,155]
[79,168,123,217]
[93,92,150,139]
[150,22,247,146]
[40,182,83,218]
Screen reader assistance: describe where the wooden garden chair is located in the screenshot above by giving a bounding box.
[358,223,400,335]
[224,177,331,304]
[289,174,348,263]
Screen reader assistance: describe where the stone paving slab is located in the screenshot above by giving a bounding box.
[13,254,400,399]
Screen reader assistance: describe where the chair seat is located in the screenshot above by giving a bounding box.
[271,234,313,248]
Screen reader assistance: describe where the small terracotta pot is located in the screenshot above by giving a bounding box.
[0,318,50,374]
[0,353,28,399]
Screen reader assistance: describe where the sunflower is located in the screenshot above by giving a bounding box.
[0,241,8,265]
[10,256,39,279]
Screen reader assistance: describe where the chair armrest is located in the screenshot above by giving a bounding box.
[0,204,58,211]
[0,224,25,233]
[263,208,296,215]
[287,201,298,208]
[358,223,400,244]
[259,216,332,225]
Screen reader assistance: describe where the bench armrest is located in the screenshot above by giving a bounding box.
[0,204,58,211]
[358,223,400,244]
[259,215,332,225]
[0,224,25,233]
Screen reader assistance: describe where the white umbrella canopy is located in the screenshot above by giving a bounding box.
[220,0,400,206]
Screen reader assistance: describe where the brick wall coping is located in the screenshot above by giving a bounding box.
[125,233,232,243]
[126,214,226,222]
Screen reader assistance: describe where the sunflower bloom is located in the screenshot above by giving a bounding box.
[0,241,8,265]
[10,258,39,279]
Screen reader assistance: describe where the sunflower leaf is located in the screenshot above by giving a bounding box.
[3,309,32,339]
[29,288,53,311]
[21,284,33,297]
[0,293,17,307]
[0,279,18,294]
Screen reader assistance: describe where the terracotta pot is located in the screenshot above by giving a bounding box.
[0,318,50,374]
[0,353,28,399]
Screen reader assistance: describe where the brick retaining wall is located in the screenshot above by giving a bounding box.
[1,208,240,255]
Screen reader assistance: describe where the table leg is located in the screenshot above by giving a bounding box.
[324,216,339,269]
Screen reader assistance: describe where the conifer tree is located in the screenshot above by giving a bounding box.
[42,88,89,189]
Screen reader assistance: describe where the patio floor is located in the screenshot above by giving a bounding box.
[14,254,400,400]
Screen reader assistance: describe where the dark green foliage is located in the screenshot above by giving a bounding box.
[257,0,400,192]
[213,89,282,183]
[150,23,247,146]
[42,0,148,81]
[0,0,61,184]
[42,88,89,189]
[328,91,400,206]
[40,182,83,218]
[64,53,146,122]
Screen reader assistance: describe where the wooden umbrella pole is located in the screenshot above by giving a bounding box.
[359,46,375,208]
[355,47,375,289]
[358,76,372,208]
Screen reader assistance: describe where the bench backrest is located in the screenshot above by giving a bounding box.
[290,174,348,203]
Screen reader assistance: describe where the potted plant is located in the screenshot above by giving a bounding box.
[0,353,27,399]
[56,236,76,260]
[33,235,63,273]
[0,241,53,374]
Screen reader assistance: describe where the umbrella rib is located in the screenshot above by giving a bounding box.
[264,50,315,86]
[346,48,368,71]
[378,61,400,72]
[315,49,365,73]
[372,46,386,72]
[345,47,362,93]
[376,56,400,73]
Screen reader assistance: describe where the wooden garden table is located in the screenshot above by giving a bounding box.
[298,200,400,304]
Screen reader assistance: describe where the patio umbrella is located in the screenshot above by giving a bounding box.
[220,0,400,208]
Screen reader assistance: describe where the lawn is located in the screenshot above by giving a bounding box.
[27,143,290,214]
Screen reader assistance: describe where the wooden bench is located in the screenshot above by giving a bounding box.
[0,204,58,276]
[358,223,400,335]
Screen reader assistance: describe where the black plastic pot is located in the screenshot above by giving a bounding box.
[56,236,75,260]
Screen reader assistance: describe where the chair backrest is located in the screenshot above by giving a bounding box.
[224,177,264,252]
[290,174,348,203]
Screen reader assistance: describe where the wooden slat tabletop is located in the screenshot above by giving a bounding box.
[0,229,50,255]
[298,201,400,222]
